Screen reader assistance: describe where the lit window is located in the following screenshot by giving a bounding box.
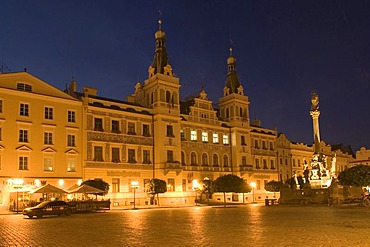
[67,157,76,172]
[222,134,229,145]
[213,134,219,143]
[20,103,29,116]
[67,134,75,146]
[44,132,53,145]
[43,157,53,171]
[167,178,175,192]
[44,107,53,120]
[202,132,208,142]
[68,110,76,123]
[112,178,120,193]
[180,129,185,140]
[190,130,197,141]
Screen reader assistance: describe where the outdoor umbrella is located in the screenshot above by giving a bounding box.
[68,184,104,194]
[30,184,67,194]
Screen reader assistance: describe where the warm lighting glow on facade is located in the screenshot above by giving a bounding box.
[250,182,256,188]
[58,179,64,186]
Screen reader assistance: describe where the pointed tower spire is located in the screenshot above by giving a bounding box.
[225,45,241,94]
[148,14,173,77]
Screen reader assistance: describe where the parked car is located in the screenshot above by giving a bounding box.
[23,201,76,218]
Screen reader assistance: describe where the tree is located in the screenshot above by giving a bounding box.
[201,178,214,204]
[265,180,283,197]
[214,174,250,207]
[145,178,167,206]
[338,164,370,187]
[82,179,109,196]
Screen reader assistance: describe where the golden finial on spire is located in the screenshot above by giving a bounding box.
[158,10,163,30]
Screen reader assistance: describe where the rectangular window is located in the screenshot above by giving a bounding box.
[254,139,259,148]
[263,159,268,169]
[0,99,3,113]
[202,132,208,142]
[255,159,260,169]
[270,142,274,150]
[0,127,2,141]
[167,150,174,162]
[19,129,28,142]
[68,110,76,123]
[44,132,53,145]
[190,130,197,141]
[241,136,246,146]
[44,157,53,171]
[293,159,296,167]
[180,130,185,140]
[143,124,150,137]
[128,149,136,163]
[166,125,174,137]
[20,103,29,116]
[112,178,120,193]
[67,157,76,172]
[242,156,247,166]
[167,178,175,192]
[19,156,28,170]
[127,122,136,135]
[112,147,120,162]
[94,118,103,131]
[111,120,120,133]
[222,134,229,145]
[94,146,103,161]
[270,160,275,169]
[143,150,151,164]
[262,141,267,149]
[44,107,53,120]
[67,134,76,147]
[17,83,32,91]
[182,179,186,192]
[213,133,219,143]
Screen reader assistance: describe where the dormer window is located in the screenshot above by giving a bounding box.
[17,83,32,92]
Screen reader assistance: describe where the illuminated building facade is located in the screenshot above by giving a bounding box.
[0,72,83,209]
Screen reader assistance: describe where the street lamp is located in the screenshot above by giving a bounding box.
[13,178,24,213]
[131,181,139,209]
[192,179,200,206]
[250,182,256,204]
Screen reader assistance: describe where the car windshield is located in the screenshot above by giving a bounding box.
[35,201,50,208]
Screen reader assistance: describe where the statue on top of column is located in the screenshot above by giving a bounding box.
[311,91,319,111]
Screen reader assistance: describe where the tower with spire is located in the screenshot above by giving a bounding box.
[142,18,182,171]
[219,47,250,126]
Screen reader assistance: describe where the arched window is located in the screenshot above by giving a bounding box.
[191,152,197,166]
[166,91,171,103]
[202,153,208,166]
[223,155,229,167]
[181,151,186,165]
[213,154,219,167]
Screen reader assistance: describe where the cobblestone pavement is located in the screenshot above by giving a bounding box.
[1,204,370,246]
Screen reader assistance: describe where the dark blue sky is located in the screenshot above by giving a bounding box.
[1,1,370,152]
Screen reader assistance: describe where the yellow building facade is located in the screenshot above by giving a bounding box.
[0,72,83,210]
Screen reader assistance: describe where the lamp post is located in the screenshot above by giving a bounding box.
[192,179,200,206]
[250,182,256,204]
[131,181,139,209]
[13,178,24,213]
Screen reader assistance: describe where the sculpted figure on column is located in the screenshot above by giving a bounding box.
[311,91,319,111]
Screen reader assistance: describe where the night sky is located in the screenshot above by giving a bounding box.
[1,1,370,152]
